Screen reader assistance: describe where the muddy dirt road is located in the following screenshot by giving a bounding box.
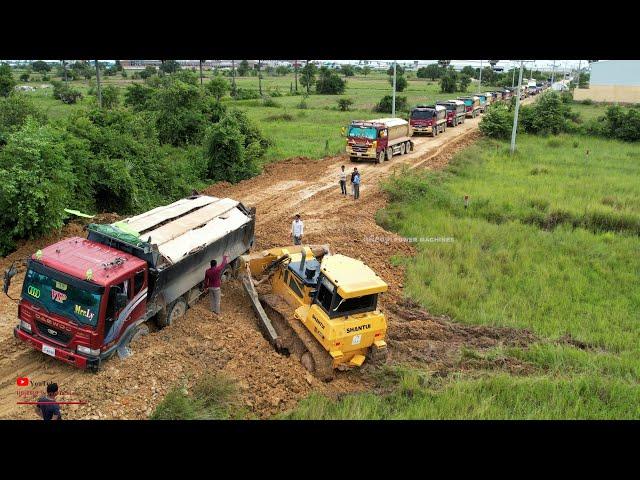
[0,107,534,419]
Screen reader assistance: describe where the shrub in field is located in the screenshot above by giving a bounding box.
[479,104,513,139]
[389,74,407,92]
[0,119,74,254]
[139,65,157,80]
[440,71,457,93]
[152,80,209,146]
[124,83,155,111]
[266,112,294,121]
[458,74,471,92]
[297,96,309,109]
[600,105,640,142]
[234,88,260,100]
[524,91,570,135]
[19,73,30,82]
[52,81,82,104]
[101,85,120,109]
[262,96,280,107]
[203,109,269,183]
[337,98,354,111]
[0,63,17,97]
[316,67,346,95]
[374,95,407,113]
[0,94,47,144]
[205,76,230,101]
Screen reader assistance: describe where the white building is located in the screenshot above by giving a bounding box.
[574,60,640,104]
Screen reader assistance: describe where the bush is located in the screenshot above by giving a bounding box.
[205,76,230,101]
[0,63,16,97]
[479,104,513,139]
[316,67,346,95]
[0,94,47,144]
[0,119,75,254]
[601,105,640,142]
[203,109,269,183]
[390,75,408,92]
[297,96,309,109]
[153,80,209,146]
[52,81,82,104]
[262,96,280,107]
[440,71,457,93]
[337,98,354,111]
[374,95,407,113]
[124,83,155,111]
[523,91,570,135]
[101,85,120,109]
[19,73,30,82]
[234,88,260,100]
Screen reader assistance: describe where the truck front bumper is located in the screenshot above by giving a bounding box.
[412,126,433,133]
[346,149,377,159]
[13,326,100,370]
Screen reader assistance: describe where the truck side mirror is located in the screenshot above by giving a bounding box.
[3,263,17,295]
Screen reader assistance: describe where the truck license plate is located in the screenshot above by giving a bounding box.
[42,345,56,357]
[356,153,362,156]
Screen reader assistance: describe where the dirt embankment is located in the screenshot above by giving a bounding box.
[0,111,535,420]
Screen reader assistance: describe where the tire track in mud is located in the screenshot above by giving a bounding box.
[0,107,535,419]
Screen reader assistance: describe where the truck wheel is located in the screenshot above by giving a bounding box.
[376,150,384,164]
[221,265,233,284]
[386,147,392,161]
[400,142,406,155]
[129,323,149,344]
[350,156,358,162]
[405,141,412,153]
[432,127,437,137]
[166,297,187,326]
[453,118,457,127]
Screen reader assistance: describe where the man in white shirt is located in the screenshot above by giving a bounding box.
[339,165,347,195]
[291,214,304,245]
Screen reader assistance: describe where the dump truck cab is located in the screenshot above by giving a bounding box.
[410,104,447,136]
[14,237,148,369]
[474,94,488,113]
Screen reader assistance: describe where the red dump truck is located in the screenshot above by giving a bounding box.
[6,194,255,370]
[409,104,447,136]
[436,100,466,127]
[345,118,413,164]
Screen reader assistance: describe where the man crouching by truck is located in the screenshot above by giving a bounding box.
[204,255,228,317]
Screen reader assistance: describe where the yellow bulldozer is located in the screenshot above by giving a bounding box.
[239,245,389,381]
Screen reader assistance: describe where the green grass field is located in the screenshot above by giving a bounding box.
[14,70,498,161]
[284,133,640,419]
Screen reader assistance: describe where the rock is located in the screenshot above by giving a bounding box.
[305,373,313,385]
[271,397,281,407]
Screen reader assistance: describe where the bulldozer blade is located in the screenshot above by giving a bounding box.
[240,265,281,349]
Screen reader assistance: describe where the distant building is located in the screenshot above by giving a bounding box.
[574,60,640,104]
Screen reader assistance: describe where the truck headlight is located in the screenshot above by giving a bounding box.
[77,345,100,356]
[372,141,377,150]
[20,320,32,333]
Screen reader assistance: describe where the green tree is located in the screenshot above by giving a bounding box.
[440,71,458,93]
[387,64,405,76]
[337,98,354,111]
[417,64,442,81]
[362,66,371,76]
[374,95,407,113]
[31,61,51,73]
[458,74,471,92]
[203,110,268,183]
[0,94,47,144]
[237,60,250,76]
[140,65,157,79]
[160,60,181,74]
[101,85,120,109]
[390,74,407,92]
[479,104,513,139]
[19,73,30,82]
[340,64,355,77]
[0,119,75,252]
[316,67,346,94]
[0,64,16,97]
[461,66,476,77]
[124,83,156,111]
[300,62,317,94]
[51,81,82,104]
[153,80,208,146]
[206,76,230,101]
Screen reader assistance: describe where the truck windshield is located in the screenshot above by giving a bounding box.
[22,269,102,328]
[332,293,376,315]
[348,126,377,140]
[462,99,473,106]
[411,110,434,119]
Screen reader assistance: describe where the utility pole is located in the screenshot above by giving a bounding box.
[510,61,524,154]
[392,60,397,117]
[231,60,236,92]
[294,59,298,93]
[478,59,483,93]
[62,59,68,83]
[199,60,204,86]
[258,59,262,96]
[512,63,516,87]
[95,60,102,108]
[575,59,582,89]
[551,60,556,84]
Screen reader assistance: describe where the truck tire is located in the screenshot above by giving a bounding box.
[376,150,384,164]
[350,156,357,162]
[400,142,406,155]
[386,147,392,161]
[164,297,187,327]
[432,126,437,137]
[405,141,412,153]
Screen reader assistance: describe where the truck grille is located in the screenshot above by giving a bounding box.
[36,321,72,345]
[350,144,369,153]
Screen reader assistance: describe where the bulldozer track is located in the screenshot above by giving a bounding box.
[260,294,334,382]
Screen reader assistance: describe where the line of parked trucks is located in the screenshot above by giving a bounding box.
[345,81,548,163]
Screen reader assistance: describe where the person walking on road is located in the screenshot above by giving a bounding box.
[339,165,347,195]
[291,214,304,245]
[353,169,361,200]
[204,254,228,316]
[36,383,62,420]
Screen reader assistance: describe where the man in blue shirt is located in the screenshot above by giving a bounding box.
[353,169,361,200]
[36,383,62,420]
